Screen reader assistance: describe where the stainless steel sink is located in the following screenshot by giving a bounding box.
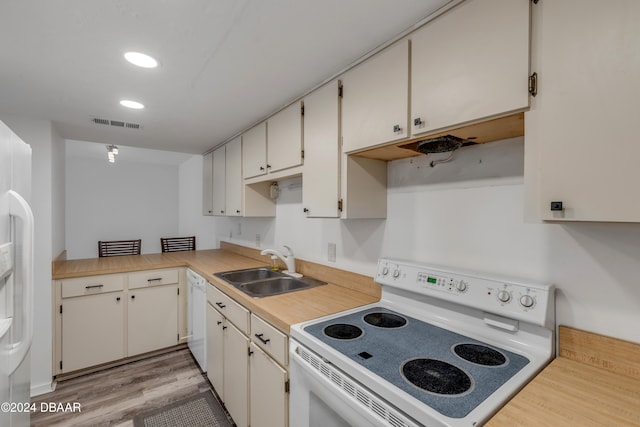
[214,268,326,298]
[215,267,284,285]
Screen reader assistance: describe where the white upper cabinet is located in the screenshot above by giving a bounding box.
[526,0,640,222]
[267,101,303,173]
[341,39,410,153]
[225,137,243,216]
[202,152,214,216]
[242,122,267,179]
[411,0,530,136]
[302,81,340,218]
[212,146,226,216]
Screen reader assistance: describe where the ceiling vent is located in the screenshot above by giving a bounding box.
[91,117,142,130]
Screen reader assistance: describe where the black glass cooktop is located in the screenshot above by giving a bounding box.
[304,306,529,419]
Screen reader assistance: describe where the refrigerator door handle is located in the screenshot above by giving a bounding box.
[7,190,34,375]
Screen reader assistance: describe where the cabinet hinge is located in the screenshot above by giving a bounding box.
[338,199,343,212]
[177,333,180,341]
[248,347,254,357]
[301,103,304,116]
[285,379,290,393]
[301,149,305,159]
[338,81,343,98]
[177,288,180,295]
[59,361,63,370]
[531,0,539,4]
[529,72,538,97]
[59,305,63,314]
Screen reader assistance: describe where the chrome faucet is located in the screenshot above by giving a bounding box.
[260,245,301,277]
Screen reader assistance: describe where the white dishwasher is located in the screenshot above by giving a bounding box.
[187,269,207,372]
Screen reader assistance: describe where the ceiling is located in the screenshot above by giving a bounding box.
[0,0,453,155]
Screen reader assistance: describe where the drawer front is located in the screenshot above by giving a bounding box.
[207,283,249,334]
[251,314,288,366]
[129,268,180,289]
[61,274,125,298]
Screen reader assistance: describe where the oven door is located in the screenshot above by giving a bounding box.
[289,339,421,427]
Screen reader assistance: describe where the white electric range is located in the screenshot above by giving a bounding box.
[289,258,555,427]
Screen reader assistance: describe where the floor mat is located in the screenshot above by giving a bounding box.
[133,391,234,427]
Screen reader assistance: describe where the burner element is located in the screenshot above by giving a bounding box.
[454,343,507,366]
[363,312,407,328]
[323,323,363,340]
[402,359,472,395]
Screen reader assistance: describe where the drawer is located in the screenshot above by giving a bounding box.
[207,283,249,334]
[129,268,180,289]
[251,314,288,366]
[61,274,125,298]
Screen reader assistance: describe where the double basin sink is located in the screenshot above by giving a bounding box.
[214,267,326,298]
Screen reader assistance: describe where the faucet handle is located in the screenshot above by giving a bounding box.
[282,245,294,257]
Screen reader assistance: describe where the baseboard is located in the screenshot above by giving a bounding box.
[31,380,56,397]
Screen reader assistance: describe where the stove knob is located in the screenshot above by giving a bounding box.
[520,294,535,308]
[393,269,401,278]
[381,266,389,276]
[497,290,511,303]
[456,280,468,292]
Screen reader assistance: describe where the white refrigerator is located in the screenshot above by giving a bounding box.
[0,119,34,427]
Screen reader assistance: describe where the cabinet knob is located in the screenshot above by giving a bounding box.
[222,326,228,330]
[220,210,224,214]
[393,124,402,133]
[303,208,309,213]
[216,321,222,325]
[260,166,265,171]
[414,117,424,127]
[266,164,272,169]
[131,295,135,300]
[236,210,241,214]
[116,297,121,302]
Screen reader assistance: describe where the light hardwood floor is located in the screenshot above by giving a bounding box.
[30,348,216,427]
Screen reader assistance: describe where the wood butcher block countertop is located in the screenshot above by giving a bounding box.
[486,326,640,427]
[52,242,381,334]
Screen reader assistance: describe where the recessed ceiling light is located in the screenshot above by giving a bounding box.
[120,100,145,109]
[124,51,158,68]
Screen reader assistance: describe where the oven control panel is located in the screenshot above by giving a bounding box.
[376,258,554,327]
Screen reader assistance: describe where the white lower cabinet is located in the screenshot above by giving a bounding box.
[207,303,225,400]
[206,283,289,427]
[249,343,288,427]
[61,291,125,372]
[224,321,250,427]
[127,284,179,356]
[55,268,183,375]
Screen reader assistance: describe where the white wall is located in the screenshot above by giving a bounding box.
[0,114,63,396]
[65,145,182,259]
[178,155,217,249]
[203,137,640,344]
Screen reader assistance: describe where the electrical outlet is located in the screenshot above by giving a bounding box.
[256,234,261,247]
[328,243,336,262]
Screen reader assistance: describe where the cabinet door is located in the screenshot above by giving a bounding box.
[61,292,125,372]
[242,122,267,179]
[212,146,226,216]
[127,285,178,356]
[528,0,640,221]
[202,152,214,215]
[267,101,303,173]
[302,81,340,217]
[411,0,530,136]
[225,137,243,216]
[206,303,225,400]
[249,343,288,427]
[341,39,409,153]
[223,322,249,427]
